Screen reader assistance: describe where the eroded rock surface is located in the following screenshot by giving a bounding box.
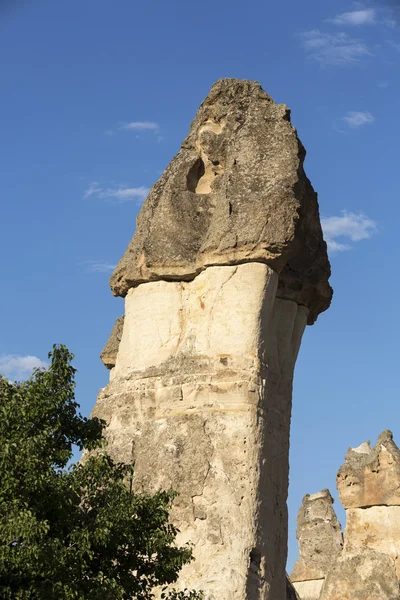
[110,78,331,325]
[319,548,400,600]
[291,489,343,584]
[93,79,332,600]
[345,505,400,576]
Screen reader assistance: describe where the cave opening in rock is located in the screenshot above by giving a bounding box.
[187,158,205,193]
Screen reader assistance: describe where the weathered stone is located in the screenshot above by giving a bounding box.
[319,548,400,600]
[100,316,124,369]
[291,489,343,583]
[345,505,400,577]
[110,78,331,325]
[337,430,400,509]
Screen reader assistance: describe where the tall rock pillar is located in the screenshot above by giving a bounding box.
[93,79,332,600]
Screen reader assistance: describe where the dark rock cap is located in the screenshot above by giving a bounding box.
[110,78,332,324]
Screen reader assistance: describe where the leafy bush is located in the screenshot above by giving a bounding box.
[0,345,203,600]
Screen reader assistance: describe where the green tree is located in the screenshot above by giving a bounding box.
[0,345,202,600]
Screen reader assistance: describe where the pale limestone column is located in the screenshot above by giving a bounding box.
[93,263,308,599]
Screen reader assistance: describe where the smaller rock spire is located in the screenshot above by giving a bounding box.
[290,489,343,600]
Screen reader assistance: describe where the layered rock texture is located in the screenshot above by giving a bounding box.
[291,490,343,600]
[291,431,400,600]
[93,78,332,600]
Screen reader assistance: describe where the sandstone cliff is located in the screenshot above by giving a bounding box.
[94,78,332,600]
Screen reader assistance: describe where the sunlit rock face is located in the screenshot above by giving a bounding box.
[319,548,399,600]
[290,490,343,600]
[94,78,331,600]
[345,505,400,577]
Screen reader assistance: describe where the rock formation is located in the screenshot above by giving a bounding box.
[93,78,332,600]
[337,430,400,579]
[290,490,343,600]
[291,431,400,600]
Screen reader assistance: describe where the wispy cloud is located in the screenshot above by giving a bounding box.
[342,111,375,127]
[387,40,400,51]
[322,211,377,253]
[83,260,117,273]
[83,182,102,199]
[119,121,159,132]
[0,355,48,380]
[84,182,149,204]
[327,9,376,25]
[301,30,371,66]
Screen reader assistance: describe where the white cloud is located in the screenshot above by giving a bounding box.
[0,355,48,380]
[321,211,377,253]
[84,183,149,204]
[83,260,117,273]
[83,181,102,199]
[119,121,159,132]
[342,111,375,127]
[301,30,371,66]
[328,9,376,25]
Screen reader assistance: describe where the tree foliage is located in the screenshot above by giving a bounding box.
[0,345,202,600]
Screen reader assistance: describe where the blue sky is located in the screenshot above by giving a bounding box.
[1,0,399,571]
